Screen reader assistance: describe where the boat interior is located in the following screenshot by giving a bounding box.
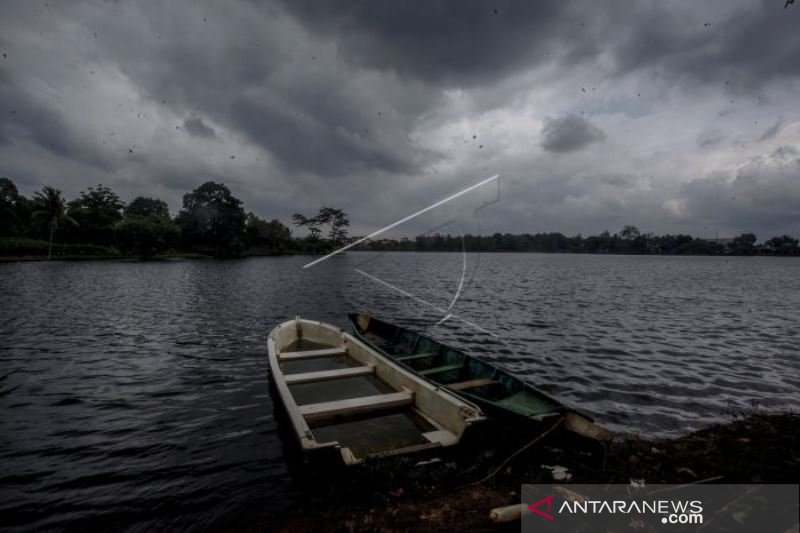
[352,314,562,418]
[268,319,483,465]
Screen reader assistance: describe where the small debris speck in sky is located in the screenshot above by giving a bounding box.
[129,149,133,153]
[230,155,235,159]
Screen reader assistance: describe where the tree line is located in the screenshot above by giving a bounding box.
[2,176,797,259]
[0,177,349,259]
[355,225,800,256]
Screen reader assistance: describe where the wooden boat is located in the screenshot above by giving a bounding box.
[267,318,486,466]
[348,313,612,441]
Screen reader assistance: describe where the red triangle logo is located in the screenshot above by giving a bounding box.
[528,494,555,521]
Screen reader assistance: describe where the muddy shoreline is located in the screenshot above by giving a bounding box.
[251,413,799,532]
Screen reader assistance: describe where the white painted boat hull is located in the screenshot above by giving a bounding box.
[267,318,485,466]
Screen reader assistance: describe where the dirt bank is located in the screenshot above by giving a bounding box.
[251,413,799,532]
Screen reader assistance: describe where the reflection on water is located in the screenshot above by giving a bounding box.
[1,253,798,530]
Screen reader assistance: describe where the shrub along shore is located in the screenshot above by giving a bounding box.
[250,413,799,532]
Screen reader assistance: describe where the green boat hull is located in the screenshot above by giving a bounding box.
[348,313,582,427]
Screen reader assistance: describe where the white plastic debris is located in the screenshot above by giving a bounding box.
[541,464,573,481]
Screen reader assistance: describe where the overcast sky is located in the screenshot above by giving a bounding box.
[1,0,799,239]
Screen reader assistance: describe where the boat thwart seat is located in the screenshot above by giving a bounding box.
[279,347,347,361]
[420,363,462,376]
[298,390,414,423]
[446,378,498,391]
[396,352,437,362]
[284,365,375,385]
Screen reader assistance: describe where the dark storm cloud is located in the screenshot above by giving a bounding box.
[280,0,800,91]
[612,0,800,90]
[75,0,441,177]
[276,1,588,85]
[228,94,426,176]
[183,117,216,139]
[680,146,800,236]
[541,115,605,153]
[1,0,799,236]
[0,70,108,170]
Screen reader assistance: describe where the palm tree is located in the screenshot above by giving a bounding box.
[31,187,78,260]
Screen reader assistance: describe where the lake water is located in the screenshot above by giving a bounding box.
[1,252,798,530]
